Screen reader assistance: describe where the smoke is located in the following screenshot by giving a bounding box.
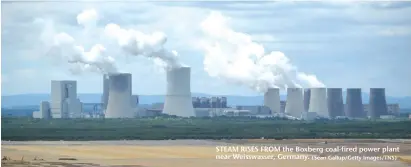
[199,11,325,92]
[41,9,118,74]
[103,23,183,70]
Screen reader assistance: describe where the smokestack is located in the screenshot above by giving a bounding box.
[303,89,311,112]
[101,74,109,110]
[327,88,344,118]
[369,88,388,119]
[345,88,365,118]
[264,88,281,113]
[162,67,195,117]
[308,88,328,118]
[285,88,304,118]
[105,73,134,118]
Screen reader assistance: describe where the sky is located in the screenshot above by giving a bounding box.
[1,1,411,97]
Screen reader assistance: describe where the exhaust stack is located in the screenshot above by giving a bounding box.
[105,73,134,118]
[264,88,281,114]
[162,67,195,117]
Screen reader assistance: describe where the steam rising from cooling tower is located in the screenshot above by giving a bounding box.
[162,67,195,117]
[369,88,388,119]
[285,88,304,118]
[103,23,184,70]
[264,88,281,113]
[308,88,328,118]
[345,88,365,118]
[105,73,134,118]
[199,11,324,92]
[327,88,344,118]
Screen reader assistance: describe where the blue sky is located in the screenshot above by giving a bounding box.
[1,1,411,96]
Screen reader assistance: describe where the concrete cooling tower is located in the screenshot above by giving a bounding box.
[327,88,344,118]
[345,88,365,118]
[162,67,195,117]
[308,88,328,118]
[303,89,311,112]
[264,88,281,113]
[285,88,304,118]
[369,88,388,119]
[101,74,109,110]
[105,73,134,118]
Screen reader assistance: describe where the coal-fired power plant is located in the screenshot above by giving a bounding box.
[308,88,328,118]
[285,88,304,118]
[303,89,311,112]
[264,88,281,113]
[162,67,195,117]
[105,73,134,118]
[345,88,365,118]
[369,88,388,119]
[327,88,344,118]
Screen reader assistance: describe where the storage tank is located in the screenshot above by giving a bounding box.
[105,73,134,118]
[285,88,304,118]
[345,88,365,118]
[303,89,311,112]
[369,88,388,119]
[162,67,195,117]
[327,88,344,118]
[264,88,281,113]
[308,88,328,118]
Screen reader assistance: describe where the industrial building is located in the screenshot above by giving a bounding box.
[308,88,328,118]
[368,88,388,119]
[105,73,134,118]
[363,103,399,117]
[162,67,195,117]
[192,96,228,108]
[327,88,344,118]
[345,88,365,118]
[50,80,82,118]
[33,101,51,119]
[264,88,281,113]
[285,88,304,118]
[236,105,271,115]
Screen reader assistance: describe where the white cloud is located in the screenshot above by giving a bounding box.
[377,26,411,36]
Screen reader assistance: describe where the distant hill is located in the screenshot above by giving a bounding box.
[2,93,411,109]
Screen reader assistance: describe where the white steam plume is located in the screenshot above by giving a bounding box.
[41,9,118,74]
[103,23,183,70]
[200,12,325,92]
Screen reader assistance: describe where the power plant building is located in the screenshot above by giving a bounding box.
[368,88,388,119]
[105,73,134,118]
[308,88,328,118]
[162,67,195,117]
[264,88,281,113]
[345,88,365,118]
[50,80,82,118]
[327,88,344,118]
[285,88,304,118]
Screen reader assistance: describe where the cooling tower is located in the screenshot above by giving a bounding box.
[101,74,109,110]
[162,67,195,117]
[369,88,388,119]
[105,73,134,118]
[327,88,344,118]
[264,88,281,113]
[285,88,304,118]
[303,89,311,112]
[345,88,365,118]
[308,88,328,118]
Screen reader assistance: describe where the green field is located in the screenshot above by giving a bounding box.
[2,117,411,140]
